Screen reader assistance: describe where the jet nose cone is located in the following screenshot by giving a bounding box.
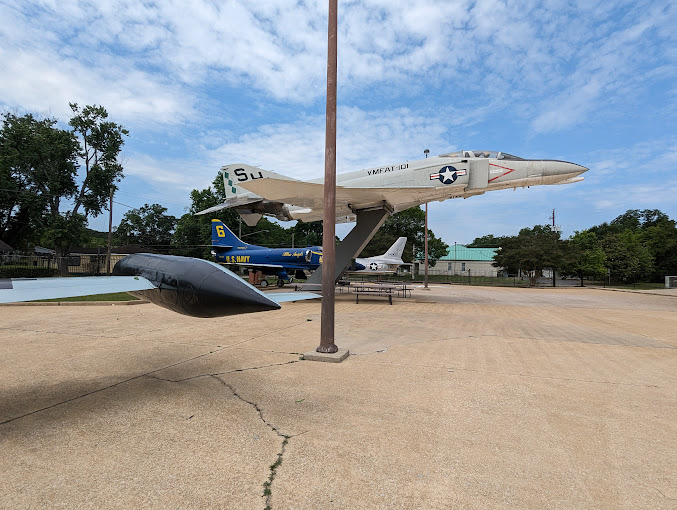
[541,160,588,177]
[196,267,281,317]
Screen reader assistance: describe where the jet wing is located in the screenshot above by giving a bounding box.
[0,276,156,304]
[239,178,438,211]
[0,275,321,306]
[268,292,321,303]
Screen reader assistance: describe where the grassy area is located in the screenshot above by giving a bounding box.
[37,292,140,302]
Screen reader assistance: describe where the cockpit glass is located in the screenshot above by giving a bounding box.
[438,150,524,160]
[497,153,524,160]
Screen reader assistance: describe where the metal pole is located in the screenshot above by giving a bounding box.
[318,0,338,353]
[106,187,113,274]
[424,202,429,289]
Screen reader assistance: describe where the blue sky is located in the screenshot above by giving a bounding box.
[1,0,676,245]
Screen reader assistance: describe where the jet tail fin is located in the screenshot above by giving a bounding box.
[222,164,298,200]
[211,219,248,248]
[384,237,407,259]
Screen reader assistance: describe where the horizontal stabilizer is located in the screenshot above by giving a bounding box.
[196,196,263,216]
[0,276,156,304]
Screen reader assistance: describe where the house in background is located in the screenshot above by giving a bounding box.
[0,240,14,254]
[416,245,500,277]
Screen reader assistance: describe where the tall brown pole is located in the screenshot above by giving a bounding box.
[318,0,338,353]
[424,202,429,289]
[106,187,113,274]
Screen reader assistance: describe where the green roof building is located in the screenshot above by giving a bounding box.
[416,245,500,276]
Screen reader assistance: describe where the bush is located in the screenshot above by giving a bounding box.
[0,266,60,278]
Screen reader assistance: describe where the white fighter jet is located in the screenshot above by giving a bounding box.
[196,150,587,285]
[351,237,407,274]
[196,150,587,226]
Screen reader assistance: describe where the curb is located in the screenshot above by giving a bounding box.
[0,300,149,307]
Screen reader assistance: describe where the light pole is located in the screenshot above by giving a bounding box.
[317,0,338,354]
[423,149,430,289]
[106,187,113,274]
[424,202,429,289]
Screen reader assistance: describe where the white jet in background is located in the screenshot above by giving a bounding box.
[351,237,407,274]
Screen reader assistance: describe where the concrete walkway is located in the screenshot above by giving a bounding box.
[1,286,676,509]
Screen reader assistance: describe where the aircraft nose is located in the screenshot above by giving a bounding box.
[541,160,589,177]
[195,267,281,317]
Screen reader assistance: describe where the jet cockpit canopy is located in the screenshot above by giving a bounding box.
[440,150,524,160]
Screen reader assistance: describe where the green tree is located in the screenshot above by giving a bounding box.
[172,173,247,258]
[360,207,448,266]
[116,203,177,247]
[642,221,677,281]
[601,231,653,283]
[467,234,506,248]
[0,113,79,249]
[561,230,607,284]
[588,209,675,282]
[493,225,567,286]
[0,105,128,271]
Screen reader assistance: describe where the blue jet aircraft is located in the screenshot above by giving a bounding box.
[211,219,322,287]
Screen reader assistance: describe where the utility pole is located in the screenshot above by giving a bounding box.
[106,187,113,274]
[317,0,338,354]
[549,208,559,287]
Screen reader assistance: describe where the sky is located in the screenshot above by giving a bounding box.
[1,0,676,245]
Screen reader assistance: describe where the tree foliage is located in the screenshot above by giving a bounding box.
[0,113,79,248]
[360,207,448,266]
[495,209,676,284]
[560,231,606,283]
[584,209,675,282]
[493,225,567,286]
[600,231,653,283]
[468,234,506,248]
[116,203,177,247]
[0,105,127,272]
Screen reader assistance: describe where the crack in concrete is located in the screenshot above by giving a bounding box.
[148,359,301,383]
[0,346,236,425]
[1,318,313,425]
[629,474,677,502]
[210,375,305,510]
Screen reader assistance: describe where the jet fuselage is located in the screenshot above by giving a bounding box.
[207,150,588,224]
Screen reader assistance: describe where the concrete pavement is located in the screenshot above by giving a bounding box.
[1,286,676,509]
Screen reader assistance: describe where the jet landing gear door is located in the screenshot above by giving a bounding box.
[464,159,489,195]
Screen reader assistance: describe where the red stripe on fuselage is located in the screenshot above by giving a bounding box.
[488,163,515,182]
